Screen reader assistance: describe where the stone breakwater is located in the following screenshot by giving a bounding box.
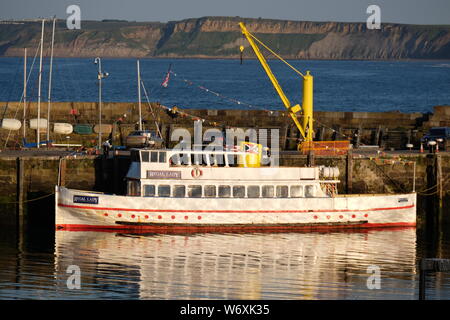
[1,102,449,150]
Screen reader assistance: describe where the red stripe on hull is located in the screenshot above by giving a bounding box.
[56,222,416,234]
[58,203,415,214]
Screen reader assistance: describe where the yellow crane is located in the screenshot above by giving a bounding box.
[239,22,314,147]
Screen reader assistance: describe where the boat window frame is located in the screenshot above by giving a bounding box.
[204,185,217,198]
[232,185,246,198]
[187,185,202,198]
[173,185,186,198]
[158,184,171,197]
[276,185,289,198]
[150,151,158,163]
[290,185,304,198]
[247,185,261,198]
[141,151,150,162]
[143,184,155,197]
[305,185,315,198]
[127,179,141,196]
[262,185,274,198]
[218,185,231,198]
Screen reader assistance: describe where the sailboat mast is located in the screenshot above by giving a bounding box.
[137,59,142,131]
[37,19,45,148]
[46,16,56,147]
[23,48,27,139]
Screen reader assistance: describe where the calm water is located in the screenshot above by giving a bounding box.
[1,224,449,300]
[0,58,450,113]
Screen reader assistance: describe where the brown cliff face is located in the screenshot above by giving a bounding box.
[1,17,449,59]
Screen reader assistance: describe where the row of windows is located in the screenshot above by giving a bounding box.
[140,184,316,198]
[141,151,167,163]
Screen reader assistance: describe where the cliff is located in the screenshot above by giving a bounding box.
[1,16,450,59]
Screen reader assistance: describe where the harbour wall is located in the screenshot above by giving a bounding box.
[1,102,450,150]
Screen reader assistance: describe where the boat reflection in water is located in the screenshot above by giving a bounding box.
[54,227,417,299]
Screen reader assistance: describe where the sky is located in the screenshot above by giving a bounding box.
[0,0,449,24]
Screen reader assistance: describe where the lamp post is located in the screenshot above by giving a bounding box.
[94,57,109,150]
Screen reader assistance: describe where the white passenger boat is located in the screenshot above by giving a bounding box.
[55,147,416,232]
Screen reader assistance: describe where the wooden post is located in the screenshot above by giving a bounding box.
[282,125,289,150]
[346,150,353,194]
[436,154,443,224]
[113,154,119,194]
[355,125,362,148]
[318,126,325,141]
[16,157,25,231]
[59,158,67,187]
[307,150,315,167]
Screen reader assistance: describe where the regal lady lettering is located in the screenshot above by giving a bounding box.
[146,170,181,179]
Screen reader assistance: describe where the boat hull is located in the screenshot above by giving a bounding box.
[55,186,416,232]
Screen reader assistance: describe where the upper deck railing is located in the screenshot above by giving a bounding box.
[132,148,261,168]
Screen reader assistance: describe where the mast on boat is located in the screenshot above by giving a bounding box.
[137,59,142,131]
[23,48,27,139]
[37,19,45,148]
[46,16,56,148]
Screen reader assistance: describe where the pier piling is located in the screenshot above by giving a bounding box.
[16,157,25,231]
[346,150,353,194]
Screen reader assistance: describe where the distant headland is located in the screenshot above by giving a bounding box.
[1,16,449,59]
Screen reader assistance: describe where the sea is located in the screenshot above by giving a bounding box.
[0,58,449,301]
[0,57,449,113]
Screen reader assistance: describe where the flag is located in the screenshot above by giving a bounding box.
[243,143,259,154]
[161,64,172,87]
[225,145,241,152]
[161,72,170,87]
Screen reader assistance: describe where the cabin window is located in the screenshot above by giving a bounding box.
[290,186,303,198]
[150,151,158,162]
[144,185,155,197]
[188,185,202,198]
[247,186,260,198]
[204,185,216,198]
[159,152,166,163]
[173,185,186,198]
[127,180,141,196]
[305,185,315,198]
[141,151,150,162]
[233,186,245,198]
[276,185,289,198]
[218,185,231,198]
[262,185,274,198]
[158,185,171,197]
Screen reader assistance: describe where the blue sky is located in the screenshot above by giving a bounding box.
[0,0,449,24]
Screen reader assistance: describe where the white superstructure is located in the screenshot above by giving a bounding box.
[55,148,416,231]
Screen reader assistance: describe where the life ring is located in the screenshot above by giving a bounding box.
[191,167,203,178]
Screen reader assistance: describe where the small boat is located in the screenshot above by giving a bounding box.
[73,124,93,135]
[55,146,416,232]
[0,118,22,130]
[93,124,112,134]
[53,123,73,135]
[29,118,48,130]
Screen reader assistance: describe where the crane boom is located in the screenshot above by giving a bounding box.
[239,22,314,142]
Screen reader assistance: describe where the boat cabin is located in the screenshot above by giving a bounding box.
[125,148,340,199]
